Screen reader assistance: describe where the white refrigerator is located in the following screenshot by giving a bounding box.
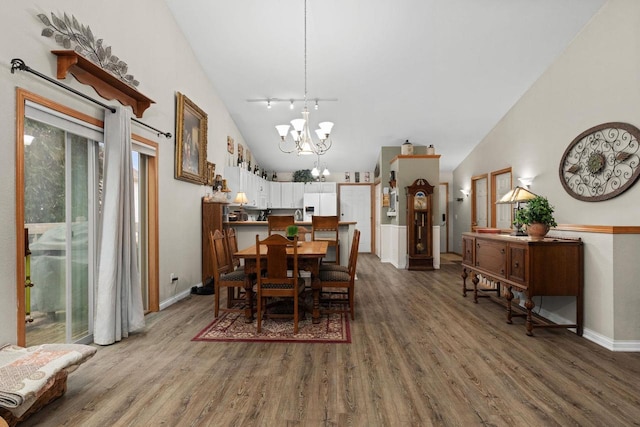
[303,193,337,221]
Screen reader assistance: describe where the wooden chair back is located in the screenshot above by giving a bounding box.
[210,229,247,317]
[348,229,361,277]
[226,227,241,270]
[268,215,295,235]
[255,233,301,332]
[297,226,311,242]
[311,215,340,264]
[317,229,360,320]
[209,229,231,278]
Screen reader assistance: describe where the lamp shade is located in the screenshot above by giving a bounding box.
[497,186,538,204]
[318,121,334,134]
[290,118,306,132]
[233,191,249,205]
[275,125,290,138]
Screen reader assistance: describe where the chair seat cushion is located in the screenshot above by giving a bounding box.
[319,270,350,282]
[220,270,246,282]
[320,264,348,273]
[261,283,294,289]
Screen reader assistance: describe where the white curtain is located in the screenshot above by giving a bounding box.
[94,106,145,345]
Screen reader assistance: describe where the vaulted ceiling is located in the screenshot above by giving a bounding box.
[164,0,606,174]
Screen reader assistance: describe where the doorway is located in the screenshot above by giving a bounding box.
[438,183,449,253]
[471,174,488,230]
[339,184,372,252]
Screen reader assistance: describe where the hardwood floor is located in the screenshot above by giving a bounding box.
[20,254,640,426]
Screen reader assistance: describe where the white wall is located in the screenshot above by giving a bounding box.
[0,1,247,343]
[451,0,640,348]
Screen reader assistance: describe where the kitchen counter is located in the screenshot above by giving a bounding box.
[224,220,357,265]
[224,221,356,226]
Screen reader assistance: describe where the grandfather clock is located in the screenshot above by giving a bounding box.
[406,178,434,270]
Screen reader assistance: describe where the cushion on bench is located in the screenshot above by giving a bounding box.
[0,343,96,419]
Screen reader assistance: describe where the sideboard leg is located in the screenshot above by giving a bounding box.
[462,268,468,297]
[524,297,535,336]
[505,286,514,324]
[472,273,480,304]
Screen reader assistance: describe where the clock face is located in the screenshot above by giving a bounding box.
[559,122,640,201]
[414,192,427,210]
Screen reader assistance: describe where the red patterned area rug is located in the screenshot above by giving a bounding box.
[192,312,351,344]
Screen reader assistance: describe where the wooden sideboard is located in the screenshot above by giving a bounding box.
[202,200,226,287]
[461,232,583,336]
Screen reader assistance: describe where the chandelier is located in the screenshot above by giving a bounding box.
[275,0,334,156]
[311,155,330,179]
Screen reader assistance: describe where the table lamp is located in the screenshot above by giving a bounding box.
[233,191,249,221]
[496,186,537,235]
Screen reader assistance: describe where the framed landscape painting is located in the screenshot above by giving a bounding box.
[175,92,208,184]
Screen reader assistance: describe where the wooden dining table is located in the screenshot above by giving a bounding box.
[234,240,329,324]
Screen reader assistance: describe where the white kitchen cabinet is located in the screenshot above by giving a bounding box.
[269,181,282,208]
[281,182,304,208]
[303,181,336,193]
[320,182,337,193]
[304,182,322,193]
[256,178,269,209]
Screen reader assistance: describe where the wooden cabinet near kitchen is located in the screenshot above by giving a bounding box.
[461,232,583,336]
[202,199,226,287]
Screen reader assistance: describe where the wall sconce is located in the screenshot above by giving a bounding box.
[518,176,535,188]
[457,189,470,202]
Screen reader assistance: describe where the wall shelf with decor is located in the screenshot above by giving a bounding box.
[52,50,154,118]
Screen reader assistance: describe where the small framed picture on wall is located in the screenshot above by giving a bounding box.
[345,172,350,182]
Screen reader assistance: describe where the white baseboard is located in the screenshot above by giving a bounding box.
[537,306,640,352]
[159,286,195,311]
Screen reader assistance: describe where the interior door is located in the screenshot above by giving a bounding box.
[438,183,448,253]
[492,169,512,229]
[339,184,372,252]
[472,175,488,229]
[375,182,381,257]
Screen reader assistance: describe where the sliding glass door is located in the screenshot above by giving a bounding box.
[23,105,102,345]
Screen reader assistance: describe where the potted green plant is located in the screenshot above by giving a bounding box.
[286,225,299,240]
[514,195,558,240]
[293,169,313,183]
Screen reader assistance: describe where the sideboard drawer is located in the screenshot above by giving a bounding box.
[475,239,507,278]
[508,245,527,285]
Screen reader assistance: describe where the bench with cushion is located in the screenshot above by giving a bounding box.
[0,343,96,426]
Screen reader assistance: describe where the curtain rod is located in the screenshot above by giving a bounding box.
[10,58,172,138]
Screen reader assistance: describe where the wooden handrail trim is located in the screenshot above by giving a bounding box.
[555,224,640,234]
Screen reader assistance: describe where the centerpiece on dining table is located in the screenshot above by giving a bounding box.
[286,225,299,240]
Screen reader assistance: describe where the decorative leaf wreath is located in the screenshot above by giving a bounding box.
[38,12,139,88]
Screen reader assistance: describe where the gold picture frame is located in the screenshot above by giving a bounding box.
[175,92,208,184]
[206,162,216,186]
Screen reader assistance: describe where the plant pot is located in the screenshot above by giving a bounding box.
[287,236,296,241]
[526,223,549,240]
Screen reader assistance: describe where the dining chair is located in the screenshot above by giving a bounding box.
[267,215,295,236]
[255,234,303,333]
[209,230,250,317]
[225,227,246,306]
[311,215,340,264]
[320,229,359,273]
[317,229,360,320]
